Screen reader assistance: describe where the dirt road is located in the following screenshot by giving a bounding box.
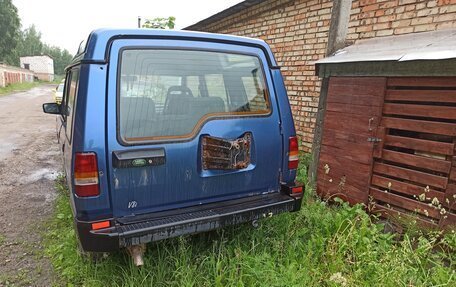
[0,85,60,286]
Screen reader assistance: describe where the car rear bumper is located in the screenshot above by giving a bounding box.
[76,190,303,252]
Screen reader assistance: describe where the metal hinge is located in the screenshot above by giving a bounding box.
[367,137,382,143]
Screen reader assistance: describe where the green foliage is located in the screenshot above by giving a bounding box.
[42,44,73,75]
[17,25,43,58]
[142,17,176,29]
[0,0,21,65]
[12,24,73,74]
[0,0,72,73]
[45,168,456,286]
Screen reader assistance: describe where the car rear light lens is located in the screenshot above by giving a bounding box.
[288,136,299,170]
[91,220,110,230]
[291,186,303,194]
[74,152,100,197]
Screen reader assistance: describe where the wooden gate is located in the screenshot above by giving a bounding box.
[317,77,386,205]
[369,77,456,228]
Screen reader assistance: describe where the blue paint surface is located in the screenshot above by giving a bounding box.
[63,29,297,221]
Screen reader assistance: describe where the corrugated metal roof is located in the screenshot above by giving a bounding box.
[184,0,263,31]
[316,29,456,64]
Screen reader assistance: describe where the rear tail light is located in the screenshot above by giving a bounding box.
[74,152,100,197]
[288,136,299,169]
[291,186,303,194]
[91,220,110,230]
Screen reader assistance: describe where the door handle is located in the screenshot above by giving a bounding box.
[368,117,375,131]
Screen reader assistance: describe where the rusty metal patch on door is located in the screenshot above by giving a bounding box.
[202,133,252,170]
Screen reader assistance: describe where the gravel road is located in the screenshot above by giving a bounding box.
[0,85,60,286]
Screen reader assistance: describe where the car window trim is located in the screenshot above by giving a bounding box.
[65,67,81,143]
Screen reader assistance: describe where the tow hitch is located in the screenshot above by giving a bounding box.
[127,244,146,267]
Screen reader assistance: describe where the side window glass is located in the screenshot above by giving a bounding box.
[241,76,268,111]
[65,68,80,141]
[186,76,200,97]
[61,72,71,120]
[205,74,228,111]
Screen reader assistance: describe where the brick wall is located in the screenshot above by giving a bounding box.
[0,64,35,88]
[19,55,54,75]
[189,0,456,152]
[348,0,456,40]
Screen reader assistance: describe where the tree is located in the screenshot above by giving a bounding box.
[0,2,72,73]
[12,25,73,75]
[0,0,21,65]
[19,25,43,56]
[142,17,176,29]
[42,44,73,75]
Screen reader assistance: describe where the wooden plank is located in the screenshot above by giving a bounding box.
[447,183,456,195]
[327,77,386,106]
[443,183,456,210]
[329,77,386,87]
[319,152,372,175]
[324,111,377,136]
[326,102,382,116]
[317,165,370,191]
[382,149,451,174]
[439,212,456,229]
[373,162,448,189]
[327,90,383,106]
[370,187,441,219]
[318,159,372,192]
[386,89,456,103]
[371,175,445,202]
[384,134,454,156]
[450,169,456,181]
[320,144,372,165]
[383,103,456,120]
[373,127,386,159]
[318,179,368,205]
[387,77,456,88]
[371,204,438,229]
[322,128,372,147]
[381,117,456,136]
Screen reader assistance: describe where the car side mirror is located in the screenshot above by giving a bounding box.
[43,103,61,114]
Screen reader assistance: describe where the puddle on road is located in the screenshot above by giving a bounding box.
[0,141,18,160]
[27,168,59,182]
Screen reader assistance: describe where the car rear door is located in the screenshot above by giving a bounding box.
[106,39,283,217]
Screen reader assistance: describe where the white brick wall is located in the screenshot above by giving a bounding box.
[20,55,54,75]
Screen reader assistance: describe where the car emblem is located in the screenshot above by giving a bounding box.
[132,158,147,167]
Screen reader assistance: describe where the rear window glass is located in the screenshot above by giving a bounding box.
[118,49,270,142]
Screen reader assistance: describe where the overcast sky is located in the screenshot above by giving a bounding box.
[12,0,244,55]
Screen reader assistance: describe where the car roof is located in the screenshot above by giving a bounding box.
[71,28,277,67]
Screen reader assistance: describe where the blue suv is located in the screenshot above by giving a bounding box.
[43,29,303,262]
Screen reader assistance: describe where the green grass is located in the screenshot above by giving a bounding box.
[0,81,41,96]
[45,159,455,286]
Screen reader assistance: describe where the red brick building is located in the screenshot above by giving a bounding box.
[186,0,456,152]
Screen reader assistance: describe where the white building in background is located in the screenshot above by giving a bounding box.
[20,55,54,81]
